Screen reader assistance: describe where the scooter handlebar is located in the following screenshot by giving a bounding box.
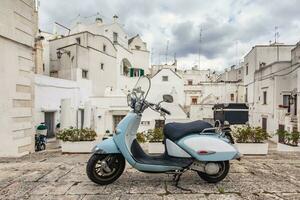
[160,107,171,115]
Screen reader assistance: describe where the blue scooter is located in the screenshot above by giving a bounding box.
[86,76,241,185]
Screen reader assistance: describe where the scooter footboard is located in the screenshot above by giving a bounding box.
[177,134,239,161]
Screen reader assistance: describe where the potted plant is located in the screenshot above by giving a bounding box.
[57,128,97,153]
[276,130,300,152]
[136,132,148,151]
[147,128,165,154]
[232,126,270,155]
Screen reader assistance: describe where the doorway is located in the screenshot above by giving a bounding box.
[113,115,125,131]
[155,120,165,129]
[44,112,55,138]
[262,117,267,132]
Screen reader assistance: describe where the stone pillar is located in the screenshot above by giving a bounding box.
[61,99,72,129]
[83,101,92,128]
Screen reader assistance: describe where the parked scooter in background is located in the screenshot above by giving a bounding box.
[35,122,48,151]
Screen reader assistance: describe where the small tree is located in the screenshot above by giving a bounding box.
[136,132,147,143]
[147,128,164,142]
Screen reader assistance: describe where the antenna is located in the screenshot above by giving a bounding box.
[165,40,169,64]
[198,25,203,70]
[274,26,280,43]
[151,48,154,64]
[158,51,161,65]
[235,40,238,67]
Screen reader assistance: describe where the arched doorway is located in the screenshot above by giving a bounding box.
[120,58,132,76]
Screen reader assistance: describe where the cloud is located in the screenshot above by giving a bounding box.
[39,0,300,71]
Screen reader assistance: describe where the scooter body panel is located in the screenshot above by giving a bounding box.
[113,112,182,172]
[177,134,239,161]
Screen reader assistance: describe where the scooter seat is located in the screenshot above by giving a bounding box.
[163,120,213,141]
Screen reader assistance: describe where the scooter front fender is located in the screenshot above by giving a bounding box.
[92,137,120,154]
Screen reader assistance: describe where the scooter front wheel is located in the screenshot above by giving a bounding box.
[86,154,125,185]
[197,161,229,183]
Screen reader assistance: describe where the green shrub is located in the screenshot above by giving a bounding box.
[290,131,300,146]
[147,128,164,142]
[136,132,147,143]
[276,129,287,143]
[278,130,299,146]
[233,126,270,143]
[57,128,97,142]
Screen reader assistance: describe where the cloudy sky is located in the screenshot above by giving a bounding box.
[39,0,300,71]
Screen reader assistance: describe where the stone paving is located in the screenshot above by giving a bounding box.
[0,149,300,200]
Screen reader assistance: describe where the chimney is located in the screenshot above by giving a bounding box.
[95,17,103,24]
[113,15,119,23]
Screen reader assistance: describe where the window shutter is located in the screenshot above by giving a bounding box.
[140,69,144,76]
[130,68,134,77]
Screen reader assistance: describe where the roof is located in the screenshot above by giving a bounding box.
[212,103,249,110]
[151,68,182,79]
[128,34,139,45]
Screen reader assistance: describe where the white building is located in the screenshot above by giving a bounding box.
[49,17,150,95]
[37,17,171,139]
[244,43,295,138]
[217,65,244,82]
[188,82,244,123]
[0,0,38,157]
[245,43,300,140]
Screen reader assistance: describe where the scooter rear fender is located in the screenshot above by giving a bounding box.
[177,134,239,161]
[92,137,120,154]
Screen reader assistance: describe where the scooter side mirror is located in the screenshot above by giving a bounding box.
[162,94,173,103]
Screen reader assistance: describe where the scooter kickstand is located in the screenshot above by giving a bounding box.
[173,173,182,187]
[172,171,192,192]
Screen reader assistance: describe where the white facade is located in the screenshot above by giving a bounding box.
[217,65,244,82]
[49,18,150,96]
[242,43,298,139]
[189,82,244,123]
[34,74,93,137]
[246,43,300,140]
[0,0,38,157]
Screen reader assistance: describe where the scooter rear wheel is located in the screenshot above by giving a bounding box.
[197,161,229,183]
[86,154,125,185]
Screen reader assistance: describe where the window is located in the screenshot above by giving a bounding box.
[50,71,58,78]
[246,63,249,75]
[82,70,88,79]
[162,76,168,82]
[187,80,193,85]
[155,120,165,129]
[100,63,104,70]
[141,121,150,126]
[245,87,248,103]
[191,97,198,105]
[230,93,234,101]
[238,70,241,74]
[103,44,106,52]
[263,91,267,105]
[283,95,289,106]
[262,117,267,131]
[113,32,118,43]
[76,37,81,45]
[135,45,141,50]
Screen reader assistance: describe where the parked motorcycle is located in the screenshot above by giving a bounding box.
[35,122,47,151]
[86,76,241,185]
[35,134,47,151]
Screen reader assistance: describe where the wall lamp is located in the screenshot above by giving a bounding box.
[57,49,71,59]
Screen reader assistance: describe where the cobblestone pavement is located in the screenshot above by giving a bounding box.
[0,149,300,200]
